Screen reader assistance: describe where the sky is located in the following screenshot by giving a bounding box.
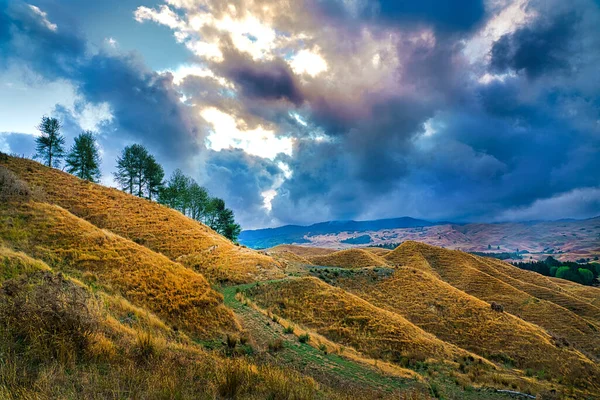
[1,0,599,229]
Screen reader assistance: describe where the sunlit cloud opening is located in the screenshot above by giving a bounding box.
[290,48,328,77]
[201,107,293,160]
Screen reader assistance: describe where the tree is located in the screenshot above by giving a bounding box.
[204,197,241,241]
[578,268,594,285]
[159,169,191,213]
[114,144,163,199]
[144,154,164,200]
[65,131,101,182]
[188,181,209,220]
[114,146,139,194]
[35,116,65,168]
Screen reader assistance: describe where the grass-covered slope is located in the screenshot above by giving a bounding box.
[325,266,600,389]
[0,250,328,400]
[308,248,389,268]
[0,200,237,338]
[384,242,600,360]
[0,156,284,284]
[247,277,472,363]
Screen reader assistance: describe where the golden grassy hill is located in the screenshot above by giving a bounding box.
[384,242,600,360]
[0,157,284,284]
[266,249,313,265]
[363,247,392,255]
[0,200,237,338]
[0,247,330,400]
[247,277,474,364]
[308,248,390,268]
[326,266,600,389]
[269,244,337,258]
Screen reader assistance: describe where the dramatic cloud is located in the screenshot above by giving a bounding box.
[1,0,600,229]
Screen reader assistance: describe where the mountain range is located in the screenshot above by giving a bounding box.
[240,216,600,262]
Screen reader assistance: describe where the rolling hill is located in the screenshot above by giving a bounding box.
[2,154,600,399]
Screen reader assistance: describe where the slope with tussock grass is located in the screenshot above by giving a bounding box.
[363,247,392,255]
[385,242,600,360]
[0,200,237,338]
[246,277,476,365]
[269,244,338,257]
[308,248,390,268]
[0,156,284,284]
[0,244,50,282]
[325,266,600,390]
[0,262,335,400]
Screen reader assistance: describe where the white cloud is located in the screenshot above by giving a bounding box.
[162,64,232,86]
[290,48,328,77]
[105,37,118,48]
[201,107,293,160]
[28,4,57,32]
[134,5,184,30]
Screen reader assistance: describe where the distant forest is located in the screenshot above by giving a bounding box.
[513,257,600,286]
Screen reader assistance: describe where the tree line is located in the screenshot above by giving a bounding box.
[33,116,241,241]
[513,256,600,286]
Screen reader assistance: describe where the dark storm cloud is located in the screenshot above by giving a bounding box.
[3,0,600,227]
[202,149,285,228]
[490,11,579,79]
[218,51,304,105]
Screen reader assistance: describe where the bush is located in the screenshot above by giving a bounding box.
[0,166,32,201]
[490,302,504,312]
[226,333,238,349]
[283,325,294,334]
[298,333,310,343]
[133,330,157,362]
[268,338,284,352]
[0,271,101,364]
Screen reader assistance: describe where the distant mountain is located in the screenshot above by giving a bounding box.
[240,215,600,262]
[239,217,434,248]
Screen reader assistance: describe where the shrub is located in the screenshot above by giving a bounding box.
[0,166,32,201]
[490,301,504,312]
[268,338,284,352]
[133,330,157,362]
[239,333,249,345]
[217,359,253,398]
[226,333,238,349]
[298,333,310,343]
[283,325,294,334]
[0,271,100,364]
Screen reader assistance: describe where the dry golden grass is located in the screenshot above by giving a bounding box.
[308,248,390,268]
[385,242,600,361]
[329,266,600,390]
[362,247,392,255]
[0,156,284,284]
[267,249,313,265]
[0,263,330,400]
[0,200,237,338]
[269,244,338,257]
[0,244,50,283]
[247,277,473,364]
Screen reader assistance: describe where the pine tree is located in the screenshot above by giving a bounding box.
[35,116,65,168]
[114,146,138,194]
[65,131,101,182]
[144,154,164,200]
